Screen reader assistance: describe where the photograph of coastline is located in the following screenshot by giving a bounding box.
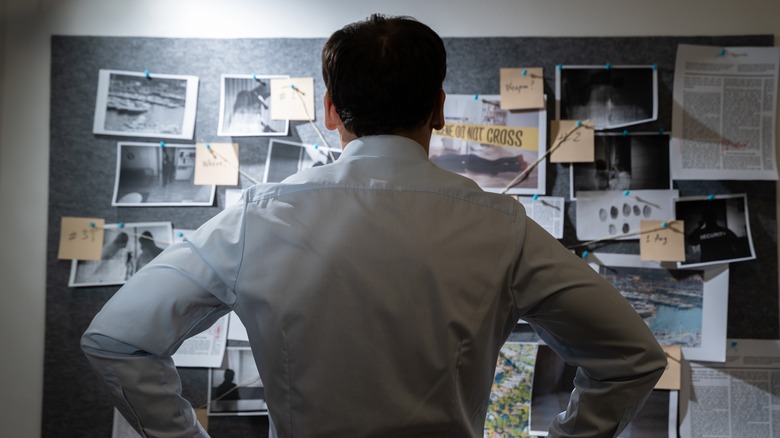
[429,94,547,195]
[556,65,658,130]
[589,253,729,362]
[93,70,199,139]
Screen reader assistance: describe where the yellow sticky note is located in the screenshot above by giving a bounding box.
[655,345,682,390]
[500,67,545,110]
[194,143,239,186]
[195,408,209,431]
[640,220,686,262]
[270,77,315,121]
[550,120,595,163]
[58,217,105,260]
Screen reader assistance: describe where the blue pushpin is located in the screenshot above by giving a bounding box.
[720,49,726,56]
[89,221,95,228]
[605,63,611,70]
[252,74,258,81]
[652,63,658,71]
[522,69,528,76]
[144,69,151,79]
[177,231,184,238]
[205,143,211,150]
[556,64,562,71]
[118,222,125,229]
[313,143,319,149]
[707,194,715,200]
[662,221,668,228]
[659,128,665,135]
[159,141,165,148]
[622,129,628,136]
[576,120,582,127]
[290,84,295,89]
[731,341,738,347]
[473,94,479,100]
[582,250,589,259]
[623,190,630,196]
[532,194,539,200]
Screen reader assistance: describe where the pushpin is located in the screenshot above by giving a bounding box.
[473,94,479,100]
[720,49,726,56]
[252,74,258,81]
[605,63,611,70]
[89,221,95,228]
[118,222,125,229]
[159,141,166,148]
[662,221,668,228]
[652,63,658,71]
[532,194,539,200]
[522,69,528,76]
[582,250,589,259]
[622,129,628,136]
[623,190,630,196]
[576,120,582,127]
[205,143,211,150]
[177,231,184,238]
[707,194,715,200]
[313,143,319,149]
[556,64,562,71]
[144,69,151,79]
[659,128,665,135]
[290,84,295,89]
[731,341,738,347]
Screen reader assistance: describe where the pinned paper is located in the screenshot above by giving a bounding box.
[500,67,544,110]
[58,217,105,260]
[655,344,682,390]
[270,77,315,121]
[195,408,209,431]
[434,122,538,151]
[640,220,685,261]
[194,143,239,186]
[549,120,595,163]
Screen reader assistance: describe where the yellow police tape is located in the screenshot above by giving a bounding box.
[434,123,539,151]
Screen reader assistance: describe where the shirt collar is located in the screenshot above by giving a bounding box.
[340,135,429,161]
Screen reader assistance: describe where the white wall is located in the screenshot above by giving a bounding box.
[1,0,779,436]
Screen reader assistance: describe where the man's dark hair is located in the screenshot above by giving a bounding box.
[322,14,447,137]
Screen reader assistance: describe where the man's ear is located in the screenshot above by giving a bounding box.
[430,89,446,131]
[324,91,340,131]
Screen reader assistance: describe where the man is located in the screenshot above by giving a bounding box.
[82,14,666,438]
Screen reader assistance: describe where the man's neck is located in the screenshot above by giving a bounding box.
[339,128,432,154]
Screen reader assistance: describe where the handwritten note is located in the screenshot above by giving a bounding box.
[270,77,315,121]
[655,345,681,390]
[500,67,544,110]
[194,143,239,186]
[640,220,685,261]
[58,217,105,260]
[549,120,595,163]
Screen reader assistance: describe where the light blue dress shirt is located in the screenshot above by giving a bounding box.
[82,135,666,438]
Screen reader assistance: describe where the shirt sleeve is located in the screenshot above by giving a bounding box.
[81,204,247,438]
[511,219,668,438]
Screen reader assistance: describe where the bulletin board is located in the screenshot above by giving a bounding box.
[44,34,776,436]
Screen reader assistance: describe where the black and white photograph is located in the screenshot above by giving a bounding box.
[556,65,658,130]
[429,94,547,195]
[529,344,677,437]
[68,222,172,287]
[208,347,268,416]
[676,194,756,268]
[112,142,215,206]
[218,74,289,136]
[575,189,678,241]
[571,132,671,199]
[263,139,341,183]
[93,69,199,139]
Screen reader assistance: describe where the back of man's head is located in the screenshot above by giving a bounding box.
[322,14,447,137]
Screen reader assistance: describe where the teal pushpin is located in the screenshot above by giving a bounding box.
[556,64,562,71]
[144,69,151,79]
[731,341,738,347]
[522,69,528,76]
[118,222,125,229]
[707,194,715,200]
[159,141,165,148]
[720,49,726,56]
[89,221,95,228]
[313,143,319,149]
[206,143,211,150]
[177,231,184,238]
[532,194,539,200]
[582,250,589,259]
[576,120,582,127]
[473,94,479,100]
[623,190,630,196]
[659,128,665,135]
[252,74,258,81]
[622,129,628,136]
[605,63,611,70]
[662,221,668,228]
[652,63,658,71]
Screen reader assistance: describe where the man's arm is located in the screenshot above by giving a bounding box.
[512,219,667,437]
[81,244,233,437]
